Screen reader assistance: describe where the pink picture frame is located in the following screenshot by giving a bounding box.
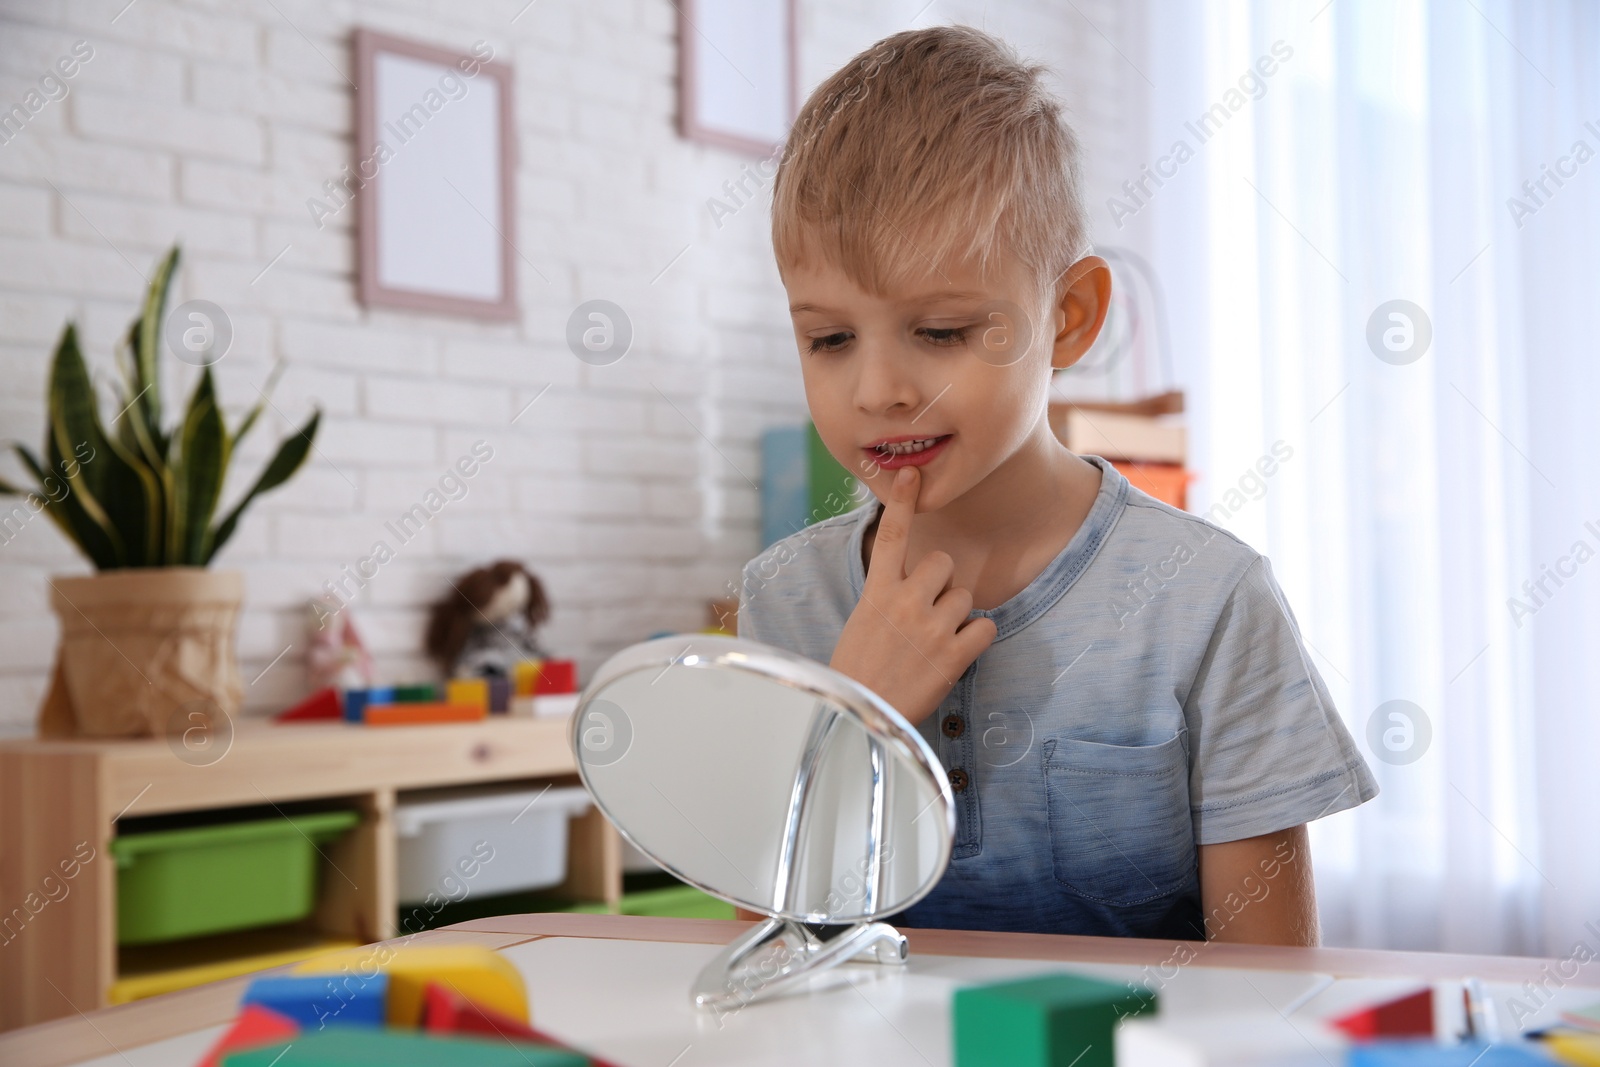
[677,0,799,158]
[353,28,518,320]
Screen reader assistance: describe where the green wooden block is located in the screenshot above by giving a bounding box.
[221,1027,590,1066]
[952,972,1157,1067]
[394,683,438,703]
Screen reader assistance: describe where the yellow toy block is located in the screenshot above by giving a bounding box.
[1549,1034,1600,1067]
[512,659,542,696]
[292,944,528,1027]
[446,678,490,713]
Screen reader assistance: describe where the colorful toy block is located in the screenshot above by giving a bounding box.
[488,675,512,712]
[197,1004,300,1067]
[1332,987,1435,1039]
[419,984,626,1067]
[447,678,490,713]
[218,1028,590,1066]
[1347,1042,1553,1066]
[1548,1036,1600,1067]
[241,973,388,1029]
[293,944,528,1027]
[274,688,341,723]
[395,683,438,702]
[534,660,577,695]
[422,980,541,1040]
[363,702,486,726]
[513,660,542,697]
[1548,1033,1600,1066]
[952,972,1156,1067]
[342,686,395,722]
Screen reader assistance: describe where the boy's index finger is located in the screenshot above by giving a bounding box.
[867,467,919,585]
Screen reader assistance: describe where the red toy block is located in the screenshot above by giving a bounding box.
[274,687,342,722]
[421,983,624,1067]
[422,981,540,1039]
[534,660,577,695]
[1332,987,1434,1040]
[195,1004,300,1067]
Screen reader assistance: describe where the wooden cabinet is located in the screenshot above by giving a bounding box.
[0,716,619,1032]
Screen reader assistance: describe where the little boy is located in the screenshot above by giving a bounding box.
[737,26,1377,945]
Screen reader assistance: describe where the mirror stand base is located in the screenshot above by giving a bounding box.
[691,916,909,1012]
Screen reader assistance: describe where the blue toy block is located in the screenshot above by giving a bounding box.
[1347,1041,1552,1065]
[241,973,388,1030]
[342,687,394,723]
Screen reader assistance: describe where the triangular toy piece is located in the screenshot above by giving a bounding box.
[421,983,627,1067]
[275,687,342,722]
[1332,987,1434,1039]
[195,1004,300,1067]
[422,981,540,1039]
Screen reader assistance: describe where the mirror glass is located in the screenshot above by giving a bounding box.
[572,635,953,924]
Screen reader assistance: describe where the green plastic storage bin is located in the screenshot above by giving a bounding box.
[618,884,735,919]
[112,810,359,946]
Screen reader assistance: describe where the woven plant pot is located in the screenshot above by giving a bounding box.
[38,568,245,739]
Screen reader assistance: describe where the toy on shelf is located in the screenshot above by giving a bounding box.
[307,594,374,692]
[195,944,609,1066]
[342,686,396,723]
[507,658,581,718]
[447,678,490,712]
[364,702,485,726]
[275,687,342,722]
[335,683,485,726]
[425,560,550,679]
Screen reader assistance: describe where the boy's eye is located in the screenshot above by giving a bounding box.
[808,332,851,353]
[920,326,968,347]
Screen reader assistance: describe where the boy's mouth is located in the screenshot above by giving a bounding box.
[864,433,953,469]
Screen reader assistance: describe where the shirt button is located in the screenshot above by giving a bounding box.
[941,715,964,739]
[948,768,969,793]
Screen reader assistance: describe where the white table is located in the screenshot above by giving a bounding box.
[7,915,1596,1067]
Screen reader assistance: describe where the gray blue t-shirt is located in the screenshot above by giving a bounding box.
[738,453,1378,940]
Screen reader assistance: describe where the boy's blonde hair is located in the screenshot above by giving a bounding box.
[771,25,1088,303]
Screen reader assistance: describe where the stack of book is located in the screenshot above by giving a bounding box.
[1048,390,1193,510]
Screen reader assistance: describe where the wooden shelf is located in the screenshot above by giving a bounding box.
[0,715,620,1032]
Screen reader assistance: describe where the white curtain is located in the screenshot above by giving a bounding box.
[1137,0,1600,956]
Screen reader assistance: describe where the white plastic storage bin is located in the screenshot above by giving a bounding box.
[394,784,593,905]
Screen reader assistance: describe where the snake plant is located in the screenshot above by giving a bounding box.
[0,245,320,568]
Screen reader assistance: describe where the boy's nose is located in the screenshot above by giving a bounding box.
[851,343,922,415]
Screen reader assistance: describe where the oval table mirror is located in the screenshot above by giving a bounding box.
[570,634,955,1011]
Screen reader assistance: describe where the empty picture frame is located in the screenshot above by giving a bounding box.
[678,0,798,156]
[354,29,517,319]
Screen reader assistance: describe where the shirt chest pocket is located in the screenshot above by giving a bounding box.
[1042,733,1196,907]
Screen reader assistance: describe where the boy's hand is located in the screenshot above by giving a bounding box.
[829,466,998,725]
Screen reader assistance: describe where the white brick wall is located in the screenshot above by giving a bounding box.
[0,0,1141,732]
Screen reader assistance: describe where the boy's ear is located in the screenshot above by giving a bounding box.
[1049,256,1113,371]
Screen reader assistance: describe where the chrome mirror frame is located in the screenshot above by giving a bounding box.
[570,635,955,1011]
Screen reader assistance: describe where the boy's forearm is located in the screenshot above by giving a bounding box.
[1197,824,1320,946]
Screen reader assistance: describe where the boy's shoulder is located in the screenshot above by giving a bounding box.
[1112,481,1264,573]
